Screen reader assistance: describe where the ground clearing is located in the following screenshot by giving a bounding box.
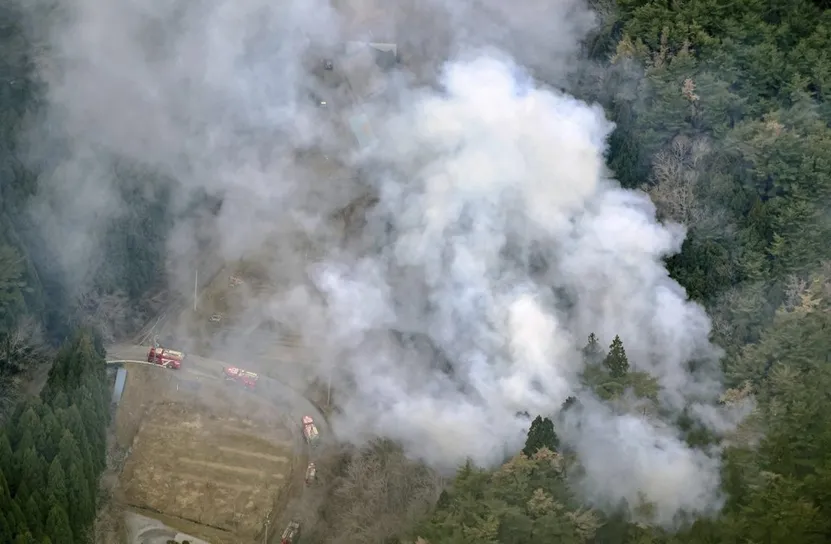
[122,400,295,538]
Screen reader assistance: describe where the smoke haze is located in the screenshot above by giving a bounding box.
[21,0,745,527]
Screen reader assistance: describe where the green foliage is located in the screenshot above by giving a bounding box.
[523,416,559,457]
[0,4,176,352]
[0,331,109,542]
[0,245,27,332]
[582,333,603,364]
[416,22,831,521]
[604,336,630,379]
[412,450,599,544]
[1,1,830,543]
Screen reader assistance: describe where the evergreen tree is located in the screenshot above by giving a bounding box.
[50,393,68,411]
[36,412,61,465]
[604,335,630,378]
[0,512,12,544]
[56,431,82,476]
[523,415,560,456]
[23,494,42,538]
[0,470,10,507]
[0,431,13,476]
[12,407,39,449]
[582,332,603,363]
[7,498,27,537]
[15,481,31,504]
[44,506,72,544]
[16,448,45,495]
[14,532,36,544]
[561,396,579,411]
[66,462,92,537]
[45,459,67,513]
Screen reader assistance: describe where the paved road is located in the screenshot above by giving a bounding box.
[106,343,329,438]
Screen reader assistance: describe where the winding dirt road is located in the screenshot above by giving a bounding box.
[105,343,328,543]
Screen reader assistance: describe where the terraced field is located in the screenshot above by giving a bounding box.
[121,401,295,538]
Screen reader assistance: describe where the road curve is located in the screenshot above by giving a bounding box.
[106,343,328,542]
[105,343,329,437]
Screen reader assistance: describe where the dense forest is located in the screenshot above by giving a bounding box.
[0,331,110,543]
[1,0,831,543]
[0,2,172,408]
[402,0,831,542]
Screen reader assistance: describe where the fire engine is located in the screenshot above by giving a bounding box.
[302,415,319,445]
[146,346,184,369]
[281,520,300,544]
[305,462,317,485]
[223,366,259,390]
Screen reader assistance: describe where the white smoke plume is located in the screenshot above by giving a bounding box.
[311,55,729,524]
[20,0,742,528]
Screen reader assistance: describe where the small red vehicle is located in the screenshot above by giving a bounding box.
[223,366,259,390]
[302,415,319,445]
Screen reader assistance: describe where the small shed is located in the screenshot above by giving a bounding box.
[111,367,127,405]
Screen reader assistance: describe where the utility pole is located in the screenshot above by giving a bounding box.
[327,367,332,407]
[193,269,198,312]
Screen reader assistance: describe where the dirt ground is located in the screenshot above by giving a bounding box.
[122,401,294,537]
[178,260,316,374]
[94,364,303,543]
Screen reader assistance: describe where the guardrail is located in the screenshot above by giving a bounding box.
[105,359,158,367]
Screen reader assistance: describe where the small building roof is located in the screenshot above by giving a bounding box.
[111,367,127,404]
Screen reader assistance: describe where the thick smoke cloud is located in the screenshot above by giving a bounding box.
[21,0,743,528]
[314,56,729,524]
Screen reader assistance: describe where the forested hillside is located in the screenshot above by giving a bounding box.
[404,0,831,542]
[0,3,171,410]
[0,5,163,541]
[0,331,110,543]
[1,0,831,543]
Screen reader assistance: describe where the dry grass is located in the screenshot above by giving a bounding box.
[122,401,294,537]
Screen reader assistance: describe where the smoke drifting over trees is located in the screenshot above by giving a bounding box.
[14,0,751,527]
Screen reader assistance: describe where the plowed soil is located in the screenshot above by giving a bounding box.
[122,400,295,538]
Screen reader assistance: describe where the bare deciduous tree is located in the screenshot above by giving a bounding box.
[646,135,710,227]
[304,440,444,544]
[0,314,49,376]
[0,315,50,421]
[782,274,809,312]
[74,289,136,343]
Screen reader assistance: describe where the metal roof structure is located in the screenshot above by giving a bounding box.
[111,367,127,404]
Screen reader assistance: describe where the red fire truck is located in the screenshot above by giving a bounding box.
[223,366,259,390]
[302,415,319,445]
[146,346,184,369]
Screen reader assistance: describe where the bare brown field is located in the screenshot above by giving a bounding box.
[122,400,295,538]
[114,366,179,449]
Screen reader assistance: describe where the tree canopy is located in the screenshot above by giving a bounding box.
[0,331,109,543]
[406,2,831,543]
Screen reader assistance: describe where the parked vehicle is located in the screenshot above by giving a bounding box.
[146,346,184,369]
[305,462,317,485]
[223,366,259,390]
[281,520,301,544]
[302,415,319,445]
